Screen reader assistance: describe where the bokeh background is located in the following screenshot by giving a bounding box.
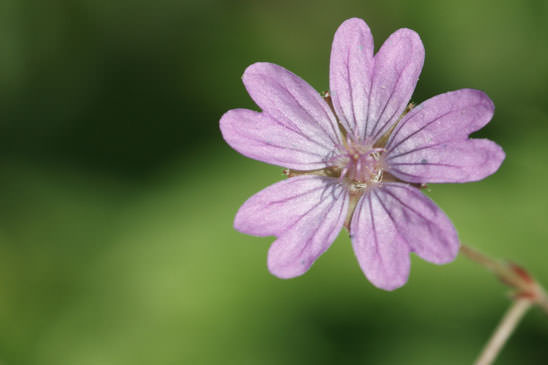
[1,0,547,364]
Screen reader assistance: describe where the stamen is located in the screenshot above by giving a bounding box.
[339,167,349,181]
[322,136,387,192]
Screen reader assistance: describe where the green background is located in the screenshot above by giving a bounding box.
[0,0,547,364]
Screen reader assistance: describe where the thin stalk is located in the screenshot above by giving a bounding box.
[475,298,531,365]
[460,244,548,315]
[460,244,548,364]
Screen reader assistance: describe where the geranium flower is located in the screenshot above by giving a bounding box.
[220,18,504,290]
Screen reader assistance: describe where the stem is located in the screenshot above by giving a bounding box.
[460,244,548,315]
[475,298,532,365]
[460,244,548,364]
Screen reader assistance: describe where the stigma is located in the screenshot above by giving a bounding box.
[329,136,386,192]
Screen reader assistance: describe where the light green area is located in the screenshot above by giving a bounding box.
[1,126,548,364]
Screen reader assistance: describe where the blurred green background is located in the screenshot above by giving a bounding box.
[0,0,547,364]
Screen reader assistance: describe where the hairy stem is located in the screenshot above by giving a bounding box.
[475,299,531,365]
[460,244,548,364]
[460,244,548,315]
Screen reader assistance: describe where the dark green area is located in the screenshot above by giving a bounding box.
[0,0,547,364]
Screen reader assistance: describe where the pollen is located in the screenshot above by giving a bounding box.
[328,136,386,191]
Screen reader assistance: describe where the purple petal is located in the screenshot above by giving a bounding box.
[220,108,335,170]
[350,188,410,290]
[379,183,460,263]
[234,176,349,278]
[350,183,459,290]
[366,28,424,142]
[329,18,374,139]
[242,62,342,159]
[385,89,505,183]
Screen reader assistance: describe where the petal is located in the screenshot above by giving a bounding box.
[366,28,424,142]
[378,183,460,264]
[242,62,342,158]
[220,109,334,170]
[350,188,410,290]
[350,183,460,290]
[329,18,374,139]
[385,89,505,183]
[234,176,349,278]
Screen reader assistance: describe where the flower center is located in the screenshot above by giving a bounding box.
[329,138,386,190]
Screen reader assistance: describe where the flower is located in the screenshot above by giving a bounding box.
[220,18,505,290]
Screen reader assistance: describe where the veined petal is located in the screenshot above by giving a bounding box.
[329,18,374,139]
[220,109,334,170]
[242,62,343,157]
[377,183,460,263]
[234,175,348,278]
[350,188,410,291]
[350,183,459,290]
[366,28,424,142]
[385,89,505,183]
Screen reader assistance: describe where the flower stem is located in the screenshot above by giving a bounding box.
[460,244,548,364]
[460,244,548,315]
[475,298,531,365]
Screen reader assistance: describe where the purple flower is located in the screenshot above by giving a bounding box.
[220,18,504,290]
